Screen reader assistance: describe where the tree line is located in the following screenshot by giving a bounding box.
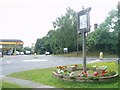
[35,6,119,55]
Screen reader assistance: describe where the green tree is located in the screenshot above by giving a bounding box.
[37,7,78,54]
[35,38,45,54]
[87,9,118,53]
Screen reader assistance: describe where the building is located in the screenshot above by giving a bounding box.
[0,39,24,55]
[94,23,98,30]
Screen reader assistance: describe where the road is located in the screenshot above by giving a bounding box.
[1,55,117,75]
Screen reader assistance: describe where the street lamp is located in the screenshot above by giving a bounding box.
[78,7,91,73]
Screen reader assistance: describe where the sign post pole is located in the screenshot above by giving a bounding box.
[78,7,91,73]
[82,32,86,72]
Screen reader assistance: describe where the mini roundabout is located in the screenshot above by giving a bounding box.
[53,64,118,82]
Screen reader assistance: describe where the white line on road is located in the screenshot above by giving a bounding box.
[59,59,63,61]
[23,59,47,62]
[88,59,100,63]
[7,61,11,63]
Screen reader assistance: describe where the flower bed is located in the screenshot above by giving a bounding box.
[53,64,118,82]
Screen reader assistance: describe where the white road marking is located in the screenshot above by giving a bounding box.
[7,61,10,63]
[23,59,47,62]
[88,59,100,63]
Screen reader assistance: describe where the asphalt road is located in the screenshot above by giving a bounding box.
[1,55,117,75]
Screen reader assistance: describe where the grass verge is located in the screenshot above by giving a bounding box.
[56,51,118,58]
[9,61,119,88]
[2,80,24,88]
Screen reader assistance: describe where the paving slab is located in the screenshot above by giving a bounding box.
[2,76,55,88]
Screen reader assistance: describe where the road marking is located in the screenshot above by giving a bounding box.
[7,61,10,63]
[23,59,47,62]
[59,59,63,61]
[88,59,100,63]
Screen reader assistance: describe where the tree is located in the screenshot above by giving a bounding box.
[118,2,120,57]
[35,38,45,54]
[36,7,78,54]
[35,6,118,55]
[87,8,118,53]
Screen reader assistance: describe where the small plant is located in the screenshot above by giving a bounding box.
[108,70,116,75]
[81,71,88,77]
[89,76,99,81]
[69,76,77,80]
[101,70,108,77]
[104,70,116,76]
[94,72,99,76]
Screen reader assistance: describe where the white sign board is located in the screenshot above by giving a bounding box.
[63,48,68,53]
[79,14,87,29]
[63,48,68,51]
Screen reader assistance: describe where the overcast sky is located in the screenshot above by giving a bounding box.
[0,0,119,47]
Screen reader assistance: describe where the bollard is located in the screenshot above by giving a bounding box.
[99,52,103,59]
[34,53,36,56]
[34,53,37,58]
[117,58,120,64]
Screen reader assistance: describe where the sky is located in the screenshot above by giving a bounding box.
[0,0,119,47]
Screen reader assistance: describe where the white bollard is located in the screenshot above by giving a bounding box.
[99,52,103,59]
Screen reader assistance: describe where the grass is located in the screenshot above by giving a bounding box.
[2,80,24,88]
[0,80,1,90]
[57,51,118,58]
[8,61,119,88]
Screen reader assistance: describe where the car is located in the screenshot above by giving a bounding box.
[20,52,24,55]
[45,52,50,55]
[25,51,31,55]
[16,51,20,55]
[7,50,13,55]
[0,52,3,57]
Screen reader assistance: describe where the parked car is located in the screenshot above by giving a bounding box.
[16,51,20,55]
[7,50,13,55]
[20,52,24,55]
[0,52,3,57]
[45,52,50,55]
[25,51,31,55]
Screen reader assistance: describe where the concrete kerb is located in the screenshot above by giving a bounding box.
[2,76,55,88]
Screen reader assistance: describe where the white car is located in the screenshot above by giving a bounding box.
[0,52,2,57]
[20,52,24,55]
[25,51,31,55]
[16,51,20,55]
[45,52,50,55]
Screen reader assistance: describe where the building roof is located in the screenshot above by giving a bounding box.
[0,39,23,42]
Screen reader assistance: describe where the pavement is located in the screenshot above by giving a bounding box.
[2,75,55,88]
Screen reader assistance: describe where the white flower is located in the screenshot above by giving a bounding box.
[60,70,64,73]
[57,69,64,74]
[57,69,61,74]
[69,72,74,76]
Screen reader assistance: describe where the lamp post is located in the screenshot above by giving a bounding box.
[78,7,91,73]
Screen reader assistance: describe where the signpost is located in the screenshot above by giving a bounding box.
[63,48,68,54]
[78,7,91,73]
